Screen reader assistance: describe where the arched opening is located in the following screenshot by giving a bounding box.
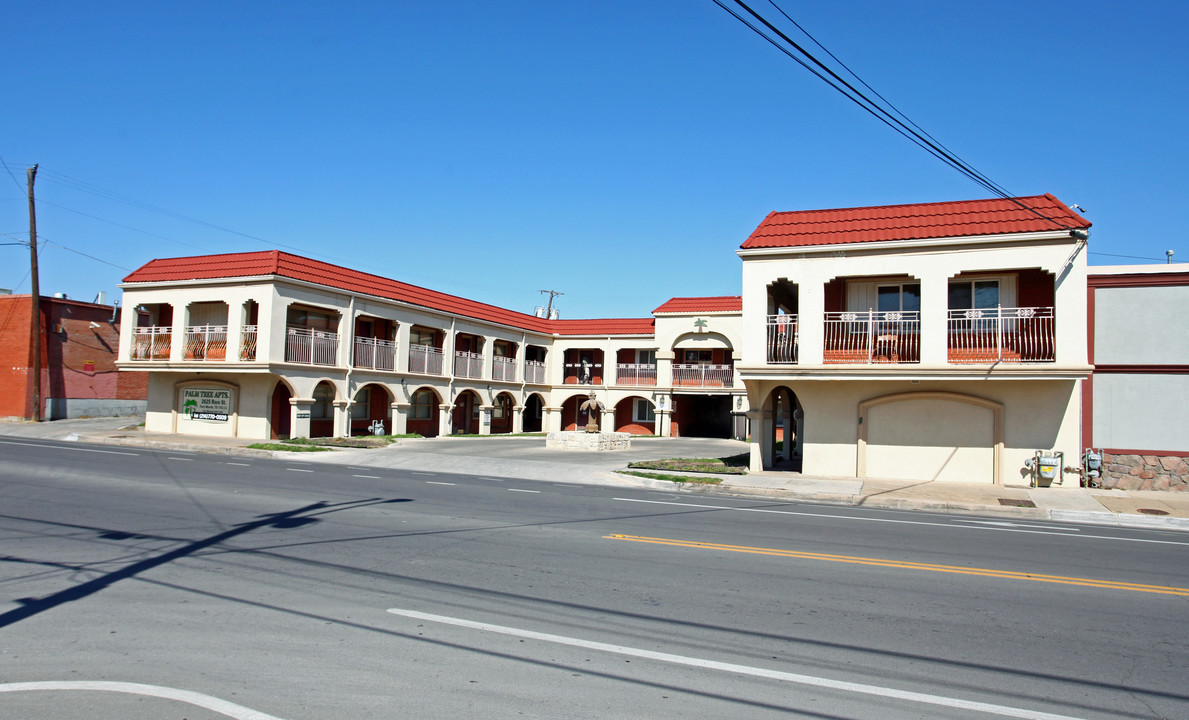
[407,388,440,438]
[452,389,481,434]
[350,383,393,436]
[764,385,803,471]
[491,392,515,434]
[523,394,544,432]
[270,379,292,440]
[310,381,336,438]
[613,395,656,435]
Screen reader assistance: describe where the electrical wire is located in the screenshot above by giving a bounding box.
[715,0,1076,230]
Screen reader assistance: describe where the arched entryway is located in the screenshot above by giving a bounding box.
[491,392,514,434]
[310,381,337,438]
[523,393,544,433]
[269,379,293,440]
[407,387,441,438]
[764,385,803,472]
[612,395,656,435]
[350,383,393,436]
[452,389,481,435]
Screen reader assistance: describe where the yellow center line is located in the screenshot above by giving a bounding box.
[605,534,1189,596]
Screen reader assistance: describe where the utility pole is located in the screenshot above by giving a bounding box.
[27,164,41,422]
[539,289,563,318]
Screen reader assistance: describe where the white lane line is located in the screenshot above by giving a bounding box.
[0,681,286,720]
[554,484,581,488]
[426,481,455,486]
[481,477,505,482]
[0,439,138,456]
[225,462,251,466]
[953,519,1078,531]
[287,468,313,473]
[615,498,1189,546]
[167,457,194,461]
[353,474,380,479]
[508,489,540,494]
[387,609,1085,720]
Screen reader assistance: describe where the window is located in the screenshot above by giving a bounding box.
[493,395,510,419]
[410,328,437,346]
[350,389,369,419]
[636,349,656,365]
[949,280,1000,310]
[287,307,337,332]
[311,383,334,419]
[410,390,434,419]
[877,283,921,313]
[633,398,655,423]
[683,349,712,364]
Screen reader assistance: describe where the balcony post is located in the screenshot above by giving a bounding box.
[919,277,948,364]
[289,397,313,439]
[656,351,674,387]
[391,402,409,435]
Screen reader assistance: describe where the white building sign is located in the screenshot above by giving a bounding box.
[182,387,232,422]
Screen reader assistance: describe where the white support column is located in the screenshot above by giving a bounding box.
[746,408,764,472]
[656,351,674,387]
[438,404,453,437]
[333,399,350,438]
[512,405,524,433]
[291,398,313,439]
[799,283,825,365]
[479,405,493,435]
[544,406,563,433]
[919,275,948,365]
[169,304,187,361]
[391,402,409,435]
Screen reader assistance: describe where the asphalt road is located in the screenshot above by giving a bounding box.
[1,435,1186,719]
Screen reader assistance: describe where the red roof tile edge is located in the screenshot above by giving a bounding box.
[652,296,743,314]
[741,194,1091,250]
[123,250,654,336]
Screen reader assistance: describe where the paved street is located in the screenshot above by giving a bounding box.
[1,434,1187,719]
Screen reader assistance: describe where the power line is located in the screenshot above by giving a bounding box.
[714,0,1075,230]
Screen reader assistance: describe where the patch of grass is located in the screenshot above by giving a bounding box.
[443,432,548,438]
[619,470,723,484]
[246,442,335,452]
[627,453,749,475]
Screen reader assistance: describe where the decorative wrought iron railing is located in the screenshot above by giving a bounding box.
[524,360,546,384]
[131,326,172,360]
[285,327,338,366]
[408,344,444,375]
[354,337,396,371]
[183,325,228,361]
[240,325,257,361]
[823,311,921,364]
[766,314,799,364]
[616,363,658,386]
[672,363,734,387]
[454,351,483,379]
[947,306,1055,363]
[492,355,517,382]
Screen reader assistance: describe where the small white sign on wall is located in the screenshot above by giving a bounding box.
[182,387,232,422]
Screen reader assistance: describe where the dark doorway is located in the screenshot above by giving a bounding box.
[673,394,731,438]
[523,394,543,432]
[270,381,292,439]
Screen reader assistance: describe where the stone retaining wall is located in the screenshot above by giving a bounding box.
[546,431,631,451]
[1101,453,1189,491]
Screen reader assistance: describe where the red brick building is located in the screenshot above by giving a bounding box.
[0,294,147,420]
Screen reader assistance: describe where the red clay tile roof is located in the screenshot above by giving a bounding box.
[652,296,742,314]
[740,194,1091,250]
[123,250,653,336]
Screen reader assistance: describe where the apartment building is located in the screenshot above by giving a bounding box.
[117,193,1103,487]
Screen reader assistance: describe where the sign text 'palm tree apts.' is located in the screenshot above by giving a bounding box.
[182,387,232,422]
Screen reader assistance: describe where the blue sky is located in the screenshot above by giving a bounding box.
[2,1,1185,319]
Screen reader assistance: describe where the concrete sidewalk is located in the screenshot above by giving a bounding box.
[3,417,1188,531]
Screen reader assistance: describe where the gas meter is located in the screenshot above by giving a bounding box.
[1025,451,1064,487]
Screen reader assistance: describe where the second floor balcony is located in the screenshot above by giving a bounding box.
[524,360,546,384]
[286,327,338,366]
[184,325,227,361]
[354,336,396,371]
[824,311,921,364]
[616,363,657,386]
[672,363,734,387]
[492,355,517,382]
[131,327,172,360]
[454,350,483,379]
[947,307,1055,363]
[408,344,444,375]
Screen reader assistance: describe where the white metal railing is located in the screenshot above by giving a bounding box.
[824,311,920,364]
[492,355,517,382]
[454,350,483,379]
[616,363,657,386]
[408,344,444,375]
[672,363,734,387]
[131,326,172,360]
[240,325,257,361]
[286,326,339,366]
[947,306,1055,363]
[524,360,546,384]
[183,325,228,361]
[766,314,798,364]
[354,337,396,371]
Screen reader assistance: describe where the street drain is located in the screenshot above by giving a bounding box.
[998,498,1037,508]
[1137,508,1169,516]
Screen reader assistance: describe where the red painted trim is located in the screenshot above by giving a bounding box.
[1087,272,1189,288]
[1093,365,1189,374]
[1104,448,1189,458]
